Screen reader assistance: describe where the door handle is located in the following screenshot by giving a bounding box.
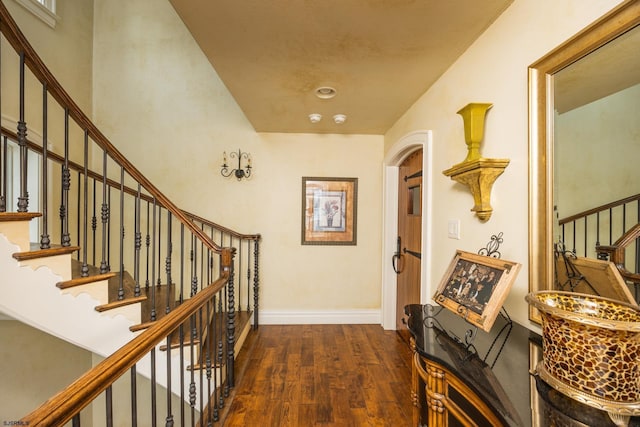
[392,236,404,274]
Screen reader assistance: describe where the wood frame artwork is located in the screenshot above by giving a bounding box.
[555,255,637,306]
[301,177,357,245]
[433,250,521,332]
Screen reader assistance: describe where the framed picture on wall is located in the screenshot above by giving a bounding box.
[433,250,521,332]
[301,177,358,245]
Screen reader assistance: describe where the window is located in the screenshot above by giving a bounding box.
[36,0,55,12]
[15,0,58,28]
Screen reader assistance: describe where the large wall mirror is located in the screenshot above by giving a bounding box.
[528,1,640,323]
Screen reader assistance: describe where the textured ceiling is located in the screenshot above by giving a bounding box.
[554,24,640,114]
[169,0,513,134]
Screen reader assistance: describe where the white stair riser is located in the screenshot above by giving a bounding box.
[60,280,109,305]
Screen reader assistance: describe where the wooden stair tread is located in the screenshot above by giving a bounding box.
[130,321,154,332]
[57,272,117,289]
[13,245,80,261]
[0,212,42,221]
[159,337,201,352]
[95,295,147,312]
[186,361,223,371]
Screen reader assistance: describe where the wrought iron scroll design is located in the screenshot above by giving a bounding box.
[449,232,514,365]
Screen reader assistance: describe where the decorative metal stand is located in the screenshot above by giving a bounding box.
[554,241,599,294]
[453,232,513,367]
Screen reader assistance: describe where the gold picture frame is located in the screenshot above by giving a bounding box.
[433,250,521,332]
[555,255,637,306]
[301,177,357,245]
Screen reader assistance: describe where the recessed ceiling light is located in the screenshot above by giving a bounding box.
[309,113,322,123]
[333,114,346,124]
[315,86,336,99]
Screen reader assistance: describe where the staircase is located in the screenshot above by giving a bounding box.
[0,217,254,424]
[0,1,260,424]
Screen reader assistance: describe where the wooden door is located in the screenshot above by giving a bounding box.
[395,150,422,336]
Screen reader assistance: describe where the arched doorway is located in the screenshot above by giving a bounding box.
[381,130,432,330]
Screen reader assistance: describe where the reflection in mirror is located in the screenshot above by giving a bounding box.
[554,25,640,259]
[528,1,640,323]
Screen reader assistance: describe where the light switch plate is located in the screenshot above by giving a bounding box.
[448,219,460,239]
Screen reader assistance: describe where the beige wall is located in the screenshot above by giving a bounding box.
[3,0,93,117]
[92,0,384,321]
[0,320,92,422]
[384,0,625,327]
[556,83,640,218]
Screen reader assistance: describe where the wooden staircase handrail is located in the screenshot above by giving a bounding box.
[596,222,640,280]
[2,126,260,242]
[0,0,220,255]
[21,257,232,427]
[559,193,640,225]
[185,211,261,241]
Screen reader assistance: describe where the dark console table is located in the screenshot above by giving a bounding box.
[404,304,640,427]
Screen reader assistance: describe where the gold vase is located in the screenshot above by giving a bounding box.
[457,103,493,163]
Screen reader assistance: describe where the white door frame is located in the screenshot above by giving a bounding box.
[381,130,433,330]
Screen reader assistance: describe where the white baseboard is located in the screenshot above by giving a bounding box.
[258,309,381,325]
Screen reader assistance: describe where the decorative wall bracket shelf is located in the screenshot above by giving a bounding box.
[443,103,509,222]
[443,158,509,221]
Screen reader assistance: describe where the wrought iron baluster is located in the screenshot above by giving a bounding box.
[253,239,260,329]
[100,150,109,273]
[205,299,213,425]
[118,166,125,300]
[81,132,89,276]
[17,51,28,213]
[583,216,588,258]
[61,109,71,245]
[107,187,112,271]
[39,84,50,248]
[165,333,174,427]
[198,306,204,419]
[0,136,6,212]
[189,311,197,421]
[157,208,162,287]
[76,170,81,254]
[596,211,601,249]
[236,237,241,313]
[609,208,613,245]
[216,292,224,409]
[178,321,186,425]
[0,39,3,212]
[226,255,236,391]
[105,385,113,427]
[151,347,157,427]
[134,184,141,297]
[191,234,198,298]
[130,365,138,427]
[246,240,251,312]
[636,201,640,274]
[179,224,184,305]
[151,199,157,321]
[166,212,173,310]
[212,295,220,422]
[145,201,150,289]
[92,179,97,266]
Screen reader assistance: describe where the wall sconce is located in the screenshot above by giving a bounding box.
[221,149,252,180]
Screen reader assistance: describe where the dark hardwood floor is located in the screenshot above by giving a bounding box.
[222,324,413,427]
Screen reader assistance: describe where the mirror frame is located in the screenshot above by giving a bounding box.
[528,0,640,323]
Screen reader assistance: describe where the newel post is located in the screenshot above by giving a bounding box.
[221,247,236,390]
